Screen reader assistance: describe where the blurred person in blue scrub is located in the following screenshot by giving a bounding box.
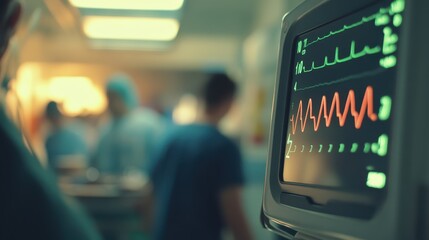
[44,101,88,174]
[93,73,165,177]
[148,73,254,240]
[0,0,100,239]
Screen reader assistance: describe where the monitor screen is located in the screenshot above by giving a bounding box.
[282,0,404,192]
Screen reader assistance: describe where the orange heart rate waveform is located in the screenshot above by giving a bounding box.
[290,86,378,134]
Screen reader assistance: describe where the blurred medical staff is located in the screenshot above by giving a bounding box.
[93,74,165,177]
[44,101,88,174]
[148,73,254,240]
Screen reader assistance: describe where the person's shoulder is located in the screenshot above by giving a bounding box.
[194,125,237,150]
[207,130,241,159]
[159,124,206,143]
[180,124,217,136]
[203,126,233,142]
[160,124,227,146]
[162,124,192,139]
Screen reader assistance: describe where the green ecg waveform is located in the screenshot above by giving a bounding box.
[295,68,386,92]
[295,41,381,75]
[305,0,405,48]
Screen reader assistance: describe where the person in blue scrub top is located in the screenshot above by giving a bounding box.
[93,74,165,177]
[0,1,100,239]
[44,101,88,174]
[148,73,254,240]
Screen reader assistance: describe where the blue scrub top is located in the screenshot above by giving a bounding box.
[150,124,244,240]
[45,126,88,171]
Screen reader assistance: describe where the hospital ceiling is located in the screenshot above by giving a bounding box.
[15,0,298,71]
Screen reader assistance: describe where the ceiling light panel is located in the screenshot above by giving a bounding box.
[69,0,184,11]
[83,16,180,41]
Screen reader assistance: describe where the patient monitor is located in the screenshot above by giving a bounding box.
[262,0,429,239]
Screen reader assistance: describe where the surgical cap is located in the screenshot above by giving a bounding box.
[106,73,139,109]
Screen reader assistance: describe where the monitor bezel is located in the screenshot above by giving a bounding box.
[267,0,395,219]
[263,0,429,238]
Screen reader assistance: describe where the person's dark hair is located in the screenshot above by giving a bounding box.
[203,73,237,111]
[45,101,62,120]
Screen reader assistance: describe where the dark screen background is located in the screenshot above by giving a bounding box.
[282,0,404,191]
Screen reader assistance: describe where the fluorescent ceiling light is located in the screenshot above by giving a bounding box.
[83,16,180,41]
[69,0,184,11]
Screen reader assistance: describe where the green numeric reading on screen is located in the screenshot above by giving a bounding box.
[295,0,404,77]
[285,134,390,158]
[283,0,405,190]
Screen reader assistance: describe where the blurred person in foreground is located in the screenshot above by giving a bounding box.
[44,101,88,175]
[147,73,254,240]
[93,74,165,179]
[0,0,100,239]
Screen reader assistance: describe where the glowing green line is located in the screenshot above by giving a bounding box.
[319,145,323,153]
[301,43,381,74]
[334,46,351,63]
[328,144,333,153]
[296,68,385,92]
[309,145,313,152]
[307,12,381,47]
[306,4,396,48]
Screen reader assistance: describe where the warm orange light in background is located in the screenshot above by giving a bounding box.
[48,76,106,116]
[13,64,107,118]
[172,94,198,124]
[83,16,180,41]
[69,0,184,11]
[10,63,109,163]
